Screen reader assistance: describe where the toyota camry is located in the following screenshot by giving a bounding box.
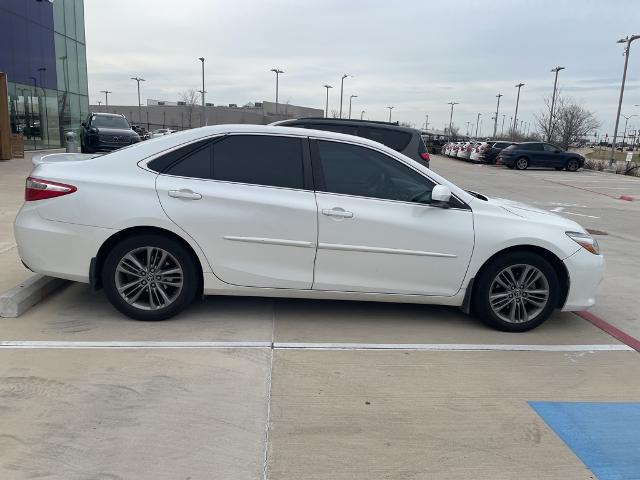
[15,125,603,331]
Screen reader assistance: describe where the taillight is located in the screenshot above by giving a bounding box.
[420,152,430,162]
[25,177,77,201]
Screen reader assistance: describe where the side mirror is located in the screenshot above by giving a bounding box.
[431,185,451,208]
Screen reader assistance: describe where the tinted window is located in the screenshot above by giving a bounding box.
[520,143,543,151]
[165,144,212,179]
[213,135,304,189]
[365,127,412,151]
[316,140,435,203]
[543,143,559,152]
[493,142,511,149]
[148,138,213,173]
[308,123,359,136]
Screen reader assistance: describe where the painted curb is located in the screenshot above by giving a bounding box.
[0,274,69,318]
[575,311,640,352]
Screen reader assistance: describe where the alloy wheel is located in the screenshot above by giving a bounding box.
[567,160,579,171]
[114,246,184,310]
[516,158,528,170]
[488,264,550,324]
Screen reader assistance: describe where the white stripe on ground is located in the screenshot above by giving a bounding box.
[0,341,632,351]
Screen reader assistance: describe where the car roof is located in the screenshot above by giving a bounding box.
[90,112,126,118]
[273,117,418,134]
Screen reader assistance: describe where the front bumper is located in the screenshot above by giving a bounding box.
[561,247,605,311]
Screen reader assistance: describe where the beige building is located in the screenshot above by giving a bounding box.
[88,100,323,132]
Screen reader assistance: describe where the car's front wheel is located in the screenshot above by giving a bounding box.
[472,252,559,332]
[566,159,580,172]
[515,157,529,170]
[102,233,200,321]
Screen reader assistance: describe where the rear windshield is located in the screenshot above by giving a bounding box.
[365,127,412,151]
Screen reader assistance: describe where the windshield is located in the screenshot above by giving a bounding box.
[91,115,130,129]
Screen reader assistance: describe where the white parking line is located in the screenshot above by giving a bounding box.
[0,340,632,352]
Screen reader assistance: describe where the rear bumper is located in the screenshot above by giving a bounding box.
[561,248,604,311]
[14,205,115,283]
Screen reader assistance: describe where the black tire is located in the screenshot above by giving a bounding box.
[471,251,559,332]
[554,167,563,171]
[514,157,529,170]
[101,233,200,321]
[566,159,580,172]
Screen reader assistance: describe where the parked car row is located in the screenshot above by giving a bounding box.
[442,140,585,171]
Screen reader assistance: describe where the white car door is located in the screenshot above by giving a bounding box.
[155,133,317,289]
[311,139,474,296]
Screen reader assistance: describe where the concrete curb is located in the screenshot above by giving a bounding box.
[0,274,69,318]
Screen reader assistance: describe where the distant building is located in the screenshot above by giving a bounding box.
[0,0,89,150]
[90,100,324,131]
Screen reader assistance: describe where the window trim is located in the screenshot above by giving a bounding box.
[309,138,470,211]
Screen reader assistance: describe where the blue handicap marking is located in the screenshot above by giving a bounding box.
[529,402,640,480]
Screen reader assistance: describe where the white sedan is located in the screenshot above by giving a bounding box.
[15,125,603,331]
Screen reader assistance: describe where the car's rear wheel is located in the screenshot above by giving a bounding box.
[102,233,199,321]
[472,252,559,332]
[566,159,580,172]
[515,157,529,170]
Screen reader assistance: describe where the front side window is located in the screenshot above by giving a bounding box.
[212,135,304,189]
[543,143,559,152]
[315,140,435,204]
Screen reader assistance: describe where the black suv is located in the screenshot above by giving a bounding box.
[273,118,430,168]
[498,142,585,171]
[81,113,140,153]
[482,141,517,164]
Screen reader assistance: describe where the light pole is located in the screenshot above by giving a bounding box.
[100,89,112,107]
[512,83,525,140]
[130,76,145,123]
[348,95,358,119]
[447,101,458,139]
[466,121,471,136]
[501,114,506,137]
[199,58,207,125]
[270,68,284,114]
[622,114,638,149]
[323,85,332,117]
[387,106,394,122]
[547,66,565,141]
[610,35,640,166]
[339,74,350,118]
[425,114,429,130]
[360,110,365,120]
[475,113,481,137]
[493,93,503,138]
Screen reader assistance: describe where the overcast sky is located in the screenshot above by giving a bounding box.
[85,0,640,136]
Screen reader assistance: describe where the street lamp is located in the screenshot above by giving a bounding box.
[100,89,112,107]
[348,94,358,119]
[387,106,394,122]
[447,101,458,139]
[323,85,332,118]
[501,114,506,137]
[475,113,481,138]
[270,68,284,114]
[466,121,471,136]
[512,83,525,140]
[610,35,640,166]
[493,93,503,138]
[360,110,365,120]
[425,114,429,130]
[339,74,350,118]
[130,76,145,123]
[199,58,207,125]
[548,66,565,141]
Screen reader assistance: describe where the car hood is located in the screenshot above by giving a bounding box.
[484,196,585,231]
[95,127,138,136]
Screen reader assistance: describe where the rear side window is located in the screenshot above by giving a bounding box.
[520,143,543,151]
[148,138,213,174]
[165,144,212,178]
[213,135,304,189]
[365,127,412,151]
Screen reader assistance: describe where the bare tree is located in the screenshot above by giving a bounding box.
[330,109,341,118]
[179,89,201,129]
[535,95,600,150]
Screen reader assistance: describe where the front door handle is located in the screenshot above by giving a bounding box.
[322,208,353,218]
[168,189,202,200]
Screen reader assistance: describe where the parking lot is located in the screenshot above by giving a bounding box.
[1,152,639,479]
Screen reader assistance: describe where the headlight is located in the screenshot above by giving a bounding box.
[566,231,600,255]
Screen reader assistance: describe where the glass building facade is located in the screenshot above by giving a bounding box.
[0,0,88,150]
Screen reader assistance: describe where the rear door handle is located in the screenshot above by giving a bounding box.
[168,189,202,200]
[322,208,353,219]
